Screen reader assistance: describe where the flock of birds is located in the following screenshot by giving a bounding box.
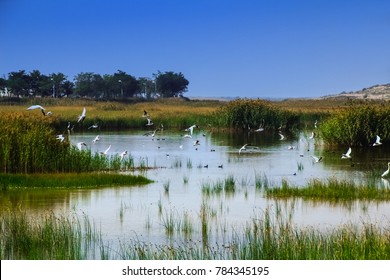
[26,105,390,178]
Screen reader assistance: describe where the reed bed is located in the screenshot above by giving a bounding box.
[0,173,152,190]
[266,177,390,201]
[320,104,390,146]
[2,208,390,259]
[211,98,300,131]
[0,211,102,260]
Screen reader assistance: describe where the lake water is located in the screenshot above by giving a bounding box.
[2,129,390,251]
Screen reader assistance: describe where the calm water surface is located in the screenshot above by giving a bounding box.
[2,129,390,249]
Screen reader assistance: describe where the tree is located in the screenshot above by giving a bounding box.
[137,77,155,99]
[7,70,31,96]
[104,70,139,99]
[155,71,189,98]
[74,72,104,98]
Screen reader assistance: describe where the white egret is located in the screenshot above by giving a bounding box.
[381,162,390,177]
[77,107,86,123]
[341,147,352,159]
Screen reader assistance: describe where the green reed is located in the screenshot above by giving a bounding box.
[0,211,103,260]
[0,173,152,190]
[266,177,390,201]
[211,98,300,131]
[320,104,390,146]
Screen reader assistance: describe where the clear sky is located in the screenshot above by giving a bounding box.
[1,0,389,98]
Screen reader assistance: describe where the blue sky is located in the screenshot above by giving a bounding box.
[1,0,389,98]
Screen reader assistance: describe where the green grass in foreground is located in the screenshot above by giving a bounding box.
[0,173,152,189]
[1,210,390,259]
[265,177,390,200]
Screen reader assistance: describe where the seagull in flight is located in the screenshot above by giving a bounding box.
[56,134,65,142]
[146,117,154,126]
[143,128,160,137]
[88,124,98,129]
[142,110,149,118]
[119,150,128,160]
[76,142,87,151]
[77,107,86,123]
[100,145,111,156]
[185,125,198,135]
[312,155,323,163]
[381,162,390,177]
[341,147,352,159]
[279,133,286,140]
[92,135,100,144]
[27,105,46,116]
[372,135,382,146]
[239,144,249,154]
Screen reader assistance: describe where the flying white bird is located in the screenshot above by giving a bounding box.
[142,110,149,118]
[100,145,111,156]
[146,117,154,126]
[309,131,315,139]
[341,147,352,159]
[27,105,46,116]
[77,107,86,123]
[312,155,323,163]
[56,134,65,142]
[143,128,159,137]
[185,125,198,135]
[92,135,100,144]
[279,133,286,140]
[88,124,98,129]
[381,162,390,177]
[76,142,87,151]
[372,135,382,146]
[193,140,200,146]
[119,150,128,160]
[239,144,249,154]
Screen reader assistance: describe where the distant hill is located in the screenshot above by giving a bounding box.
[321,83,390,100]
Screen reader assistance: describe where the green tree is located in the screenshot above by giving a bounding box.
[74,72,104,98]
[7,70,31,96]
[104,70,139,99]
[155,71,189,98]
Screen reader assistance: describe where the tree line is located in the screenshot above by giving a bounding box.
[0,70,189,99]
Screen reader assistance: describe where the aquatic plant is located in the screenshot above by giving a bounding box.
[320,104,390,146]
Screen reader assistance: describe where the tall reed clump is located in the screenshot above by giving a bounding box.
[320,104,390,146]
[0,211,103,260]
[0,113,135,174]
[211,98,300,130]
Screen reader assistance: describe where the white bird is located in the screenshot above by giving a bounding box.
[88,124,98,129]
[372,135,382,146]
[76,142,87,151]
[27,105,46,116]
[142,110,149,118]
[146,117,154,126]
[77,107,86,123]
[56,134,65,142]
[381,162,390,177]
[185,125,198,135]
[341,147,352,159]
[314,120,318,129]
[239,144,249,154]
[119,150,128,160]
[312,155,323,163]
[309,131,315,139]
[143,128,159,137]
[287,145,296,150]
[100,145,111,156]
[92,135,100,144]
[193,140,200,146]
[279,133,286,140]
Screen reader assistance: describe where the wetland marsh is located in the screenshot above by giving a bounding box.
[1,98,390,259]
